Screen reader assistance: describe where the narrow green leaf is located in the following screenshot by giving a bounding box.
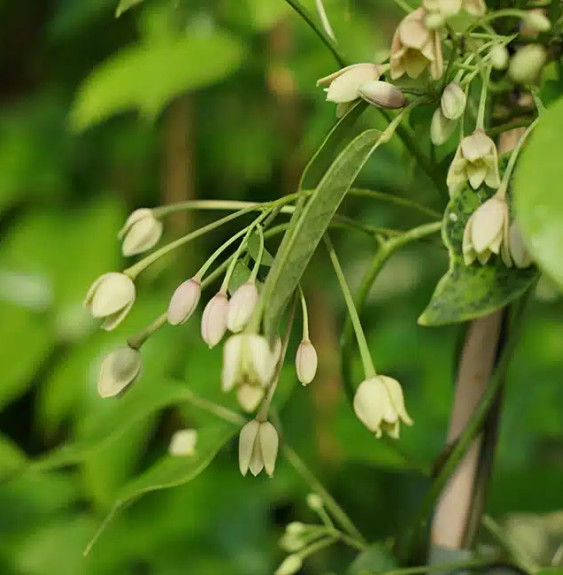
[228,260,252,295]
[419,187,537,326]
[264,128,383,336]
[514,99,563,290]
[248,230,274,266]
[115,0,143,17]
[347,542,398,575]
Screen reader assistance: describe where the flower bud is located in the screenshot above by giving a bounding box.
[441,83,466,120]
[295,340,318,386]
[98,345,142,398]
[508,220,533,269]
[237,384,265,413]
[227,281,259,333]
[523,11,551,33]
[316,63,382,103]
[222,333,276,392]
[423,0,461,19]
[84,272,136,331]
[169,429,198,456]
[431,108,457,146]
[118,208,163,256]
[167,278,201,326]
[358,81,407,109]
[462,195,509,265]
[306,493,324,511]
[353,375,413,439]
[509,45,547,84]
[201,291,229,348]
[271,334,283,366]
[490,44,509,70]
[275,555,303,575]
[238,419,279,477]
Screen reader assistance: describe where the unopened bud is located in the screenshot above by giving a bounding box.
[358,81,407,109]
[441,83,466,120]
[227,281,259,333]
[306,493,324,511]
[169,429,198,456]
[430,108,456,146]
[239,419,279,477]
[275,555,303,575]
[425,11,445,30]
[237,384,264,413]
[201,292,229,347]
[490,45,509,70]
[523,11,551,33]
[98,346,142,398]
[509,44,547,84]
[167,278,201,326]
[118,208,163,256]
[509,221,533,268]
[286,522,307,536]
[295,340,318,386]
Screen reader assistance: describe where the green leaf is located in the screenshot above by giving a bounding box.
[514,99,563,290]
[347,542,398,575]
[418,187,537,326]
[264,128,384,335]
[248,230,274,267]
[228,260,252,295]
[115,0,143,17]
[70,32,246,131]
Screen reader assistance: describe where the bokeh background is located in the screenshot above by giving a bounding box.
[0,0,562,574]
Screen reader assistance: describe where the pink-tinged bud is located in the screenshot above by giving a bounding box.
[118,208,163,256]
[358,81,407,109]
[201,292,229,348]
[227,281,259,333]
[239,419,279,477]
[84,272,136,331]
[295,340,318,386]
[167,278,201,326]
[98,346,142,398]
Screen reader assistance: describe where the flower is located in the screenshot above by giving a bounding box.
[227,281,259,333]
[274,555,303,575]
[295,340,318,386]
[441,82,466,120]
[358,80,407,109]
[98,345,142,398]
[423,0,486,18]
[316,63,382,103]
[238,419,279,477]
[201,291,229,348]
[447,130,501,195]
[84,272,136,330]
[353,375,413,439]
[118,208,163,256]
[167,278,201,326]
[169,429,198,456]
[222,333,277,392]
[462,195,509,265]
[508,220,533,269]
[237,384,265,413]
[390,8,444,81]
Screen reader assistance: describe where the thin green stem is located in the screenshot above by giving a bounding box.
[384,558,503,575]
[487,118,533,138]
[220,225,256,293]
[476,66,491,131]
[127,313,168,349]
[348,188,441,218]
[249,224,265,283]
[299,285,310,341]
[468,8,529,32]
[391,0,414,12]
[324,235,377,379]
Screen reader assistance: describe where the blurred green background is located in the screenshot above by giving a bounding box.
[0,1,562,573]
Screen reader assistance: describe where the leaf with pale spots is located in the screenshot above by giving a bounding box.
[419,186,537,326]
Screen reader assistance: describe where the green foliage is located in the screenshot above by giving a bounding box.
[115,0,143,18]
[347,543,398,575]
[419,187,538,326]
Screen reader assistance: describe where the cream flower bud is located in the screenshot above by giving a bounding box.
[98,345,142,398]
[390,8,444,81]
[508,221,533,269]
[275,555,303,575]
[423,0,462,19]
[431,108,457,145]
[238,419,279,477]
[237,384,265,413]
[353,375,413,439]
[295,340,318,386]
[227,281,259,333]
[118,208,163,256]
[509,45,547,84]
[358,81,408,109]
[169,429,198,456]
[306,493,324,511]
[447,129,501,194]
[201,291,229,348]
[222,333,276,392]
[316,63,381,104]
[462,195,509,265]
[490,45,509,70]
[167,278,201,326]
[84,272,136,331]
[441,83,466,120]
[523,11,551,33]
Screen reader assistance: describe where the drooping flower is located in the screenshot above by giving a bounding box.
[316,63,382,103]
[98,345,142,398]
[118,208,163,256]
[227,281,259,333]
[353,375,413,439]
[84,272,136,330]
[167,277,201,326]
[238,419,279,477]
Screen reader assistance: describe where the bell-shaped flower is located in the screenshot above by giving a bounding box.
[118,208,163,256]
[295,340,318,386]
[447,129,501,194]
[353,375,413,439]
[167,278,201,326]
[227,281,259,333]
[238,419,279,477]
[201,291,229,348]
[508,220,533,269]
[462,195,509,265]
[98,345,142,398]
[169,429,198,457]
[222,333,276,393]
[84,272,136,331]
[316,63,382,103]
[390,8,444,80]
[237,384,265,413]
[358,81,407,109]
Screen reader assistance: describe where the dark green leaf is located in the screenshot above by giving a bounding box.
[347,542,398,575]
[228,260,252,295]
[115,0,143,17]
[514,99,563,290]
[419,187,537,326]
